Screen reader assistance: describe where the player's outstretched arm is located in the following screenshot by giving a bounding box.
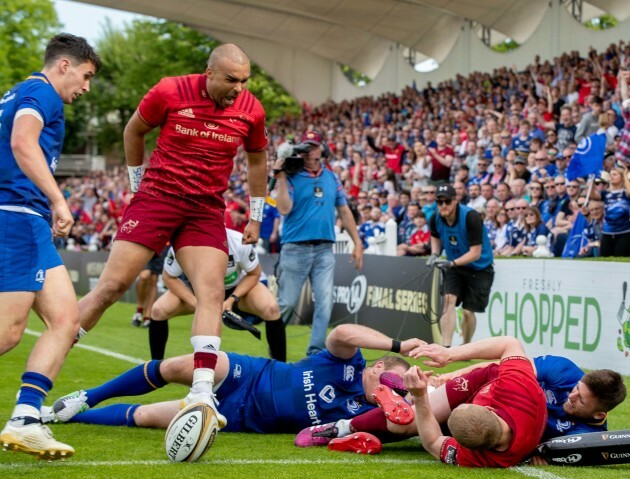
[411,336,525,367]
[326,324,425,360]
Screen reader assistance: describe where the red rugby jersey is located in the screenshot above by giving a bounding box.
[137,74,267,211]
[441,357,547,468]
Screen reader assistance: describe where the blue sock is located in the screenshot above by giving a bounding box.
[17,372,53,411]
[72,404,140,427]
[86,361,166,407]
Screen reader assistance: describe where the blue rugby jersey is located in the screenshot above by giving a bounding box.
[222,349,374,433]
[0,73,65,221]
[600,190,630,235]
[534,355,607,440]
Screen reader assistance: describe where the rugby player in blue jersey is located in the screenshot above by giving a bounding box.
[45,324,420,438]
[0,33,100,461]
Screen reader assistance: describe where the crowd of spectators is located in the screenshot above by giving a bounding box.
[58,41,630,258]
[55,167,130,251]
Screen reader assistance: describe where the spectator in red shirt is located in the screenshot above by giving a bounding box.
[367,132,407,174]
[427,133,454,184]
[396,212,430,256]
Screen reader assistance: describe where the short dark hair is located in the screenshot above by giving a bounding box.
[582,369,626,412]
[591,96,604,105]
[44,33,102,72]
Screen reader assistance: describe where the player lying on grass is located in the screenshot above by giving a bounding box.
[44,324,422,443]
[296,337,626,464]
[149,228,286,362]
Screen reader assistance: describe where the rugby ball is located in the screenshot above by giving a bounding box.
[165,402,219,462]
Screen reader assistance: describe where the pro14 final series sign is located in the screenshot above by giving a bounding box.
[259,254,438,342]
[330,255,436,341]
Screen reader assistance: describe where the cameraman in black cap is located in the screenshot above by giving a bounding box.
[272,130,363,356]
[427,184,494,347]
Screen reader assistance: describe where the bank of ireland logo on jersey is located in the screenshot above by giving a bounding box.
[204,122,219,130]
[35,269,45,284]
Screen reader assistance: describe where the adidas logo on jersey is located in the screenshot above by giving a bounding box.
[178,108,195,118]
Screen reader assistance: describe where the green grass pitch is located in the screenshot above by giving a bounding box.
[1,301,629,478]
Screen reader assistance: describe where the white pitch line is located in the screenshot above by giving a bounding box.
[513,465,569,479]
[24,328,144,365]
[0,458,436,469]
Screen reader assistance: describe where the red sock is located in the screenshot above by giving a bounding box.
[193,352,218,370]
[350,408,388,433]
[350,408,410,444]
[136,307,144,314]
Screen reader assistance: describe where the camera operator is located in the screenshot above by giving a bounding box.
[273,130,363,356]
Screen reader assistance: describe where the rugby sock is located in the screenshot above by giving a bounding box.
[349,408,388,434]
[191,335,220,371]
[149,319,169,360]
[265,318,286,362]
[334,419,352,437]
[71,404,140,427]
[85,361,166,407]
[13,372,52,416]
[349,408,409,443]
[136,307,144,315]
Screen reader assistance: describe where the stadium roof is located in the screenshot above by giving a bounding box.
[74,0,630,79]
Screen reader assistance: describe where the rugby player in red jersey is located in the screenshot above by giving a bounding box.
[405,337,547,467]
[75,44,268,431]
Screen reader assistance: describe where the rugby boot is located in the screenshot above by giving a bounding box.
[294,422,339,447]
[181,388,227,429]
[372,385,414,425]
[328,432,382,455]
[1,420,74,461]
[51,390,89,422]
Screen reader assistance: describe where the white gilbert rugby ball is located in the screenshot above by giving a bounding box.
[165,402,219,462]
